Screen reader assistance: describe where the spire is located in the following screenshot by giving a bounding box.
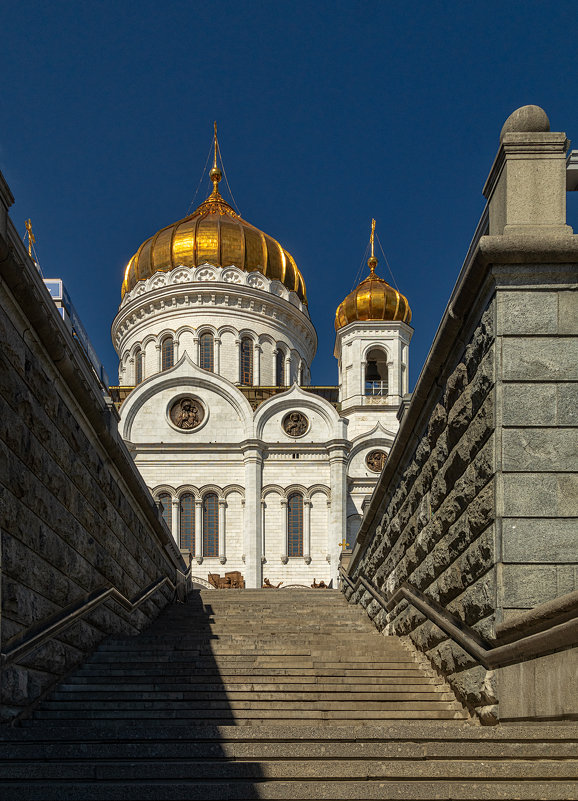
[208,121,223,199]
[368,218,378,275]
[25,218,36,258]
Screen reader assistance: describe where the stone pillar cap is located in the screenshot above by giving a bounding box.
[500,105,550,141]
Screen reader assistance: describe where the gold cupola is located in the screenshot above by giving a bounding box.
[334,220,411,330]
[121,125,306,302]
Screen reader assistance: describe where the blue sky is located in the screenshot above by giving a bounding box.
[2,1,577,387]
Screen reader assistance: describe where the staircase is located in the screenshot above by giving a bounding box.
[1,589,576,799]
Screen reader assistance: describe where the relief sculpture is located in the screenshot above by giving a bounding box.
[170,397,204,430]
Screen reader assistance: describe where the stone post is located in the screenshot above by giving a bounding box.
[483,105,572,237]
[242,441,263,587]
[214,337,221,374]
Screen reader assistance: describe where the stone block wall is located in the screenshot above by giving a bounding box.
[346,302,498,721]
[345,257,577,722]
[0,182,184,720]
[497,284,578,617]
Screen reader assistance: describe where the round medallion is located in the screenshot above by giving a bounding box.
[282,411,309,438]
[366,450,387,473]
[169,396,205,430]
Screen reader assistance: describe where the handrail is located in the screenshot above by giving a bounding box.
[1,569,192,668]
[339,569,578,670]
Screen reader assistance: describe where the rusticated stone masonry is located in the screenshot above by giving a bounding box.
[0,185,184,721]
[346,303,497,721]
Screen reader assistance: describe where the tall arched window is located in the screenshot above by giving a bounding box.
[240,337,253,385]
[199,332,214,371]
[135,349,144,385]
[275,349,285,387]
[365,348,388,396]
[161,336,174,371]
[158,493,172,532]
[179,493,195,551]
[203,493,219,557]
[287,493,304,557]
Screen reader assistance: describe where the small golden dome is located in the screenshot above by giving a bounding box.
[334,222,411,330]
[122,132,306,303]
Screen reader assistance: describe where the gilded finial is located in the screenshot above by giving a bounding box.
[25,219,36,258]
[209,120,223,197]
[368,218,378,275]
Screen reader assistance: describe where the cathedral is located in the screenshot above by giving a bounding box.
[110,133,413,588]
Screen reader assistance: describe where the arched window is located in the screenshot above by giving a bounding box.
[287,493,304,557]
[158,493,172,532]
[199,332,214,371]
[203,493,219,557]
[240,337,253,385]
[365,348,388,396]
[275,349,285,387]
[135,349,144,385]
[161,336,174,371]
[179,493,195,551]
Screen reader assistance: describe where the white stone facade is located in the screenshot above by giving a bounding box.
[112,262,413,587]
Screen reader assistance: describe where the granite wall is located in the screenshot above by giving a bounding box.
[345,298,498,721]
[344,110,578,723]
[0,173,184,720]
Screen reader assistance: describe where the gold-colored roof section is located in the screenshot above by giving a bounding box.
[121,124,306,303]
[334,219,411,330]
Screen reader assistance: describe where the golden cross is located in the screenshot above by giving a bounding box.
[339,538,350,549]
[25,219,35,257]
[213,120,218,168]
[370,218,376,259]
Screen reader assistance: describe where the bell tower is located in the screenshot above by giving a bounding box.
[334,221,413,414]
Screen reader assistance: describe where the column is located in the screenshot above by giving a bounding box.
[328,440,349,584]
[303,498,312,563]
[280,498,288,562]
[195,500,203,561]
[155,342,162,373]
[235,339,241,383]
[242,443,263,587]
[261,499,266,561]
[218,500,227,564]
[254,344,261,385]
[193,336,199,365]
[214,337,221,375]
[284,356,291,386]
[171,498,180,549]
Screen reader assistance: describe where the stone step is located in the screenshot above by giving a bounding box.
[47,689,457,703]
[30,708,468,722]
[4,737,576,761]
[63,675,436,687]
[51,682,440,701]
[2,758,576,782]
[2,779,576,800]
[74,666,435,678]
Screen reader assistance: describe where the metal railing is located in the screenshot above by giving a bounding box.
[365,380,388,396]
[1,567,193,669]
[339,568,578,670]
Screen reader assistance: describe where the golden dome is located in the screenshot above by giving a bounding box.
[121,136,306,303]
[334,222,411,330]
